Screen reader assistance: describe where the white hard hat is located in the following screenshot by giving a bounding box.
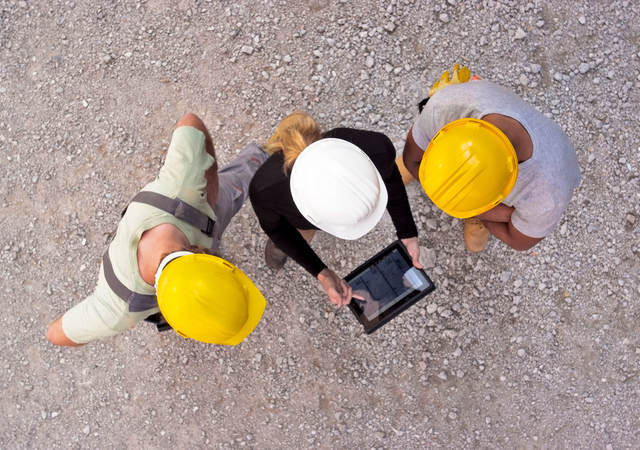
[290,138,388,240]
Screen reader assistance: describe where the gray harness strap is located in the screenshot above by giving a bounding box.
[103,191,216,314]
[103,250,157,312]
[129,191,215,237]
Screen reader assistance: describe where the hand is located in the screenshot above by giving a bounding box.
[401,237,423,269]
[317,268,353,307]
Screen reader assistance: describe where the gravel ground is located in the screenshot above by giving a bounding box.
[1,0,639,448]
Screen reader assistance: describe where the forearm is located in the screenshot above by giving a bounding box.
[402,128,423,180]
[476,204,514,223]
[385,163,419,239]
[482,220,541,251]
[267,225,326,277]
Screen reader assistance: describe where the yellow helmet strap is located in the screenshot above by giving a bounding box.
[153,251,193,289]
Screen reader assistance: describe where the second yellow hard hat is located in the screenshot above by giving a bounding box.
[418,118,518,218]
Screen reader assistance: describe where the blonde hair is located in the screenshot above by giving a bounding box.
[264,111,322,170]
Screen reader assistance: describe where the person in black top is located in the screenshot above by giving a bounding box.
[249,111,422,307]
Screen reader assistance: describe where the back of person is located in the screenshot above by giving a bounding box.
[413,80,581,239]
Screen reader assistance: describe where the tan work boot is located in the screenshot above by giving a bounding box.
[395,156,415,185]
[264,239,287,270]
[464,218,490,252]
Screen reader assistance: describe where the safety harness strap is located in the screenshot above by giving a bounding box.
[102,250,158,312]
[129,191,215,237]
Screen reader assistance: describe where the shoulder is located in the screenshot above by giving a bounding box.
[249,152,288,200]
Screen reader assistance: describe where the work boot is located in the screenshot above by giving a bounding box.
[464,218,490,252]
[264,238,287,270]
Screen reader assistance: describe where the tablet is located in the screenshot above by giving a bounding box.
[345,240,435,334]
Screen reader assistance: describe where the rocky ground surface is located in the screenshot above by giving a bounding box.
[1,0,639,448]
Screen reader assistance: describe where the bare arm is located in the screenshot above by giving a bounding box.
[175,113,219,209]
[46,316,83,347]
[476,204,515,223]
[482,220,543,251]
[402,127,424,181]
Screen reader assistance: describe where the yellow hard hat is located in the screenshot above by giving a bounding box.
[418,118,518,218]
[156,253,266,345]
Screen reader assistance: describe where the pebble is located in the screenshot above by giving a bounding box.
[365,56,374,68]
[514,28,527,40]
[384,23,396,33]
[519,74,529,85]
[420,247,437,269]
[426,303,438,314]
[439,308,452,318]
[439,13,450,23]
[83,425,90,435]
[240,45,254,55]
[626,214,636,224]
[578,62,590,74]
[283,54,292,63]
[578,15,586,25]
[448,411,457,420]
[51,411,59,418]
[517,348,526,358]
[437,371,448,380]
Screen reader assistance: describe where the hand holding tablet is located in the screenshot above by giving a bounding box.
[345,240,436,334]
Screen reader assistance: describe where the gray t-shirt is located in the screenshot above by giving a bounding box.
[412,80,581,238]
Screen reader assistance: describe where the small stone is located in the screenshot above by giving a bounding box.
[448,411,457,420]
[124,51,132,58]
[365,56,374,68]
[240,45,254,55]
[536,20,545,28]
[530,63,541,73]
[439,308,452,318]
[452,347,462,358]
[51,411,59,418]
[426,303,438,314]
[283,54,292,63]
[83,425,90,435]
[514,28,527,40]
[578,15,586,25]
[437,371,448,380]
[254,353,262,363]
[420,247,436,269]
[82,100,88,108]
[438,13,450,23]
[519,74,529,85]
[553,72,563,81]
[517,348,526,358]
[578,62,590,74]
[384,23,396,33]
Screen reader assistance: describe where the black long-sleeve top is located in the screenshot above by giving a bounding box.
[249,127,418,277]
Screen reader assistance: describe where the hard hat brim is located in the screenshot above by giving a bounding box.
[217,270,266,346]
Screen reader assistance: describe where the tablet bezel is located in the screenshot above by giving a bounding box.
[345,240,435,334]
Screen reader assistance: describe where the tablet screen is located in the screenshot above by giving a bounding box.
[348,248,431,320]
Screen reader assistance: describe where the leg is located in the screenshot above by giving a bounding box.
[210,143,268,251]
[265,228,316,271]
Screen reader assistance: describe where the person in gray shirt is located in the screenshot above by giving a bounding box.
[402,65,581,252]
